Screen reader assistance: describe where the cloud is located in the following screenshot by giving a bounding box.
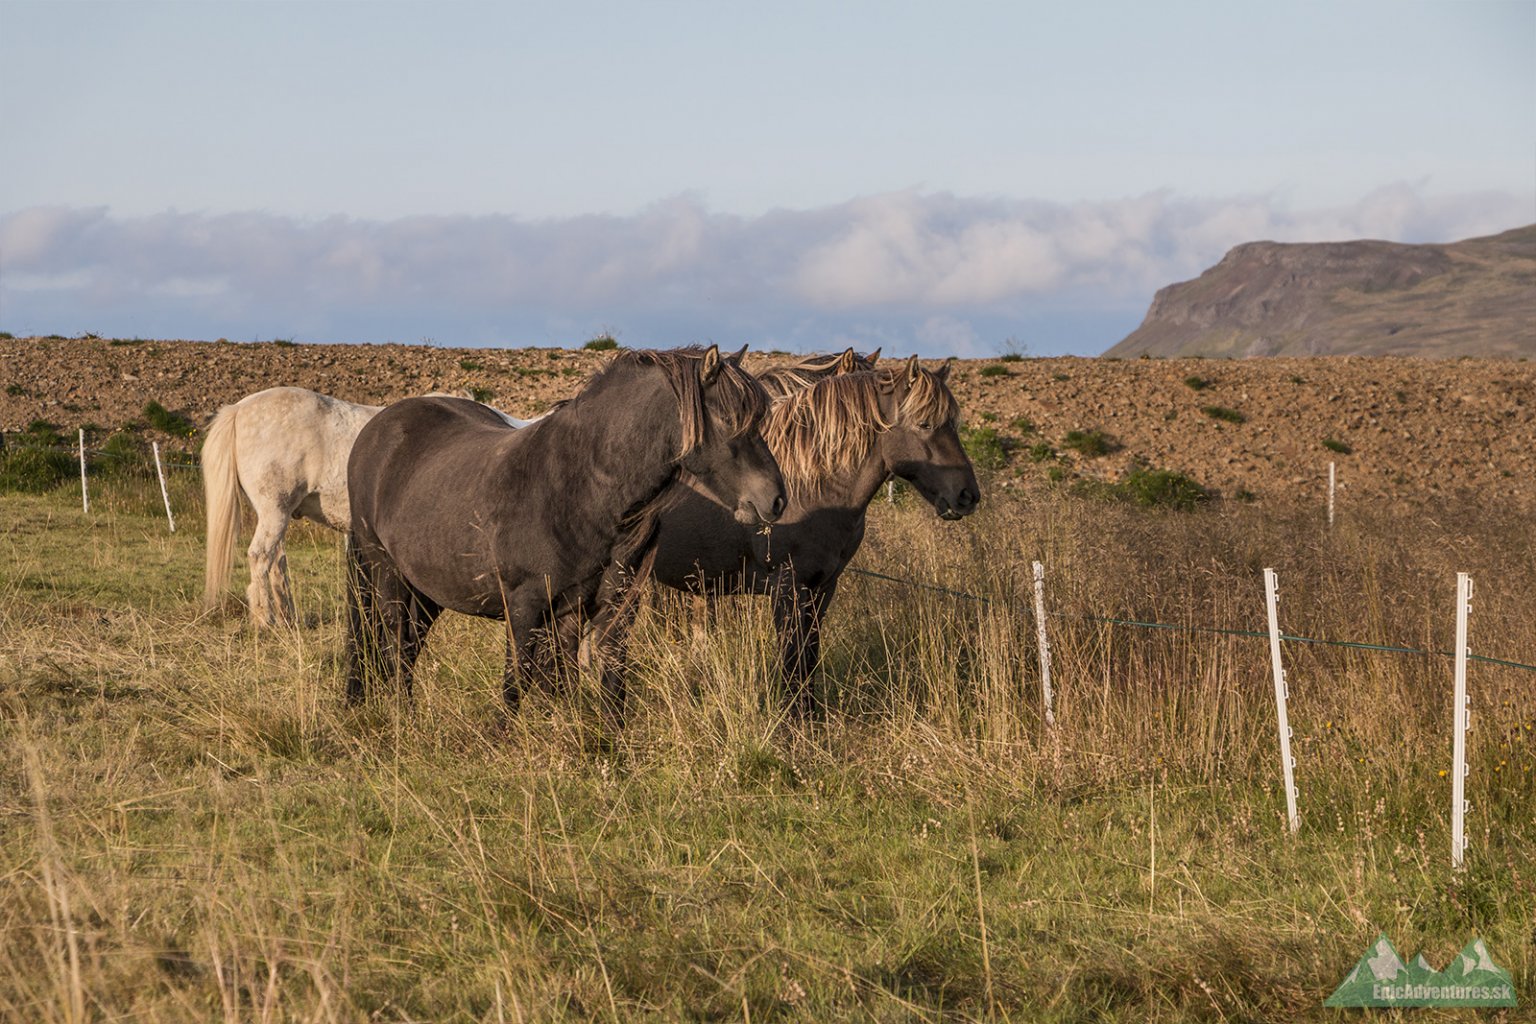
[1,185,1528,354]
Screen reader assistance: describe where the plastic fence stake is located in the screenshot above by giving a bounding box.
[1031,560,1056,727]
[1264,568,1300,833]
[153,442,176,532]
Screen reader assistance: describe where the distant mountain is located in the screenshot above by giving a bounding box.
[1104,225,1536,358]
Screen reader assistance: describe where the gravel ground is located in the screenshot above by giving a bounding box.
[3,336,1532,508]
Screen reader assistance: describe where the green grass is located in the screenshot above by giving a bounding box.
[1322,437,1353,455]
[1200,405,1247,424]
[142,400,197,438]
[1183,375,1212,391]
[979,365,1012,378]
[1,480,1532,1021]
[1061,429,1117,458]
[583,334,620,351]
[959,425,1008,471]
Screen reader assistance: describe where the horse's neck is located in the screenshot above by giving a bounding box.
[539,375,681,529]
[789,438,889,519]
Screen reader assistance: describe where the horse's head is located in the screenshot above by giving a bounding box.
[678,345,786,526]
[875,356,980,521]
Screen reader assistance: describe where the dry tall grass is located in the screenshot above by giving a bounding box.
[1,471,1531,1021]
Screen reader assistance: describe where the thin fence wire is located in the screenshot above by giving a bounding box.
[9,433,1536,674]
[844,564,1536,674]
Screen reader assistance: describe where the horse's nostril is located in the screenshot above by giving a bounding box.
[771,494,786,518]
[960,488,977,508]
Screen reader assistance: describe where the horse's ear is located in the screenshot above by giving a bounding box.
[726,344,749,367]
[837,347,857,374]
[865,347,881,366]
[904,353,921,387]
[936,358,953,383]
[700,344,723,385]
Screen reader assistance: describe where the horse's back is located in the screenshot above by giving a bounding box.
[349,396,520,528]
[231,387,381,528]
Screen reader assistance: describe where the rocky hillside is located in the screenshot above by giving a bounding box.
[1104,225,1536,359]
[4,337,1534,510]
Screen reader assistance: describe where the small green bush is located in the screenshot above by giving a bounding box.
[583,335,619,351]
[1061,429,1118,458]
[458,359,483,372]
[0,426,73,492]
[95,432,152,479]
[979,365,1011,378]
[468,386,495,404]
[0,331,14,340]
[960,426,1009,472]
[26,419,62,443]
[1010,416,1036,435]
[1085,465,1209,511]
[1183,375,1211,391]
[998,353,1023,363]
[1200,405,1246,424]
[271,338,297,347]
[1028,442,1057,463]
[143,400,197,438]
[1322,437,1352,454]
[6,383,26,396]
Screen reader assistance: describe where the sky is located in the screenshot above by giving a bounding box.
[1,1,1532,357]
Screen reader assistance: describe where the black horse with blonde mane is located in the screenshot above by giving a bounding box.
[625,354,978,716]
[344,345,785,717]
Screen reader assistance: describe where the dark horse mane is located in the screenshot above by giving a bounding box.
[760,367,959,501]
[579,347,770,457]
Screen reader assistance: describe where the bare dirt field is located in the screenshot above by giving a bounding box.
[4,335,1533,509]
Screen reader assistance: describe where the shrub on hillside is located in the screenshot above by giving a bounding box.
[1062,429,1119,458]
[143,400,197,438]
[0,423,73,492]
[960,426,1009,472]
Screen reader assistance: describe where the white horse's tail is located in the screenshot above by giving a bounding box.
[201,403,244,610]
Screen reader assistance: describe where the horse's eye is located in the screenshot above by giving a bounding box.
[917,421,932,431]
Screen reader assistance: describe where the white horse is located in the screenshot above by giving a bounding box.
[202,386,535,626]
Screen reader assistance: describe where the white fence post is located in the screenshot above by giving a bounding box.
[1031,560,1056,727]
[886,479,894,503]
[1263,568,1300,833]
[1327,462,1336,528]
[1452,572,1472,870]
[78,428,89,514]
[152,441,176,532]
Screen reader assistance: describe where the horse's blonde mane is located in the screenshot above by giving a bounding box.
[761,366,958,499]
[757,350,874,399]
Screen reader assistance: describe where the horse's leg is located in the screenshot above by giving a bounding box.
[588,585,636,726]
[345,534,385,703]
[393,589,441,699]
[244,498,295,628]
[345,534,435,702]
[499,593,547,714]
[772,576,837,718]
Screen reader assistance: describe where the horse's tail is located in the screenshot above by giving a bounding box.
[201,402,244,610]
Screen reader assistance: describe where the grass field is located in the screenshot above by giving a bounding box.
[2,471,1532,1022]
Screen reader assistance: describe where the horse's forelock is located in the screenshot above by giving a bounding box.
[898,365,960,428]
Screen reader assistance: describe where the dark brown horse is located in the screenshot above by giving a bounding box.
[631,355,979,716]
[344,345,785,718]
